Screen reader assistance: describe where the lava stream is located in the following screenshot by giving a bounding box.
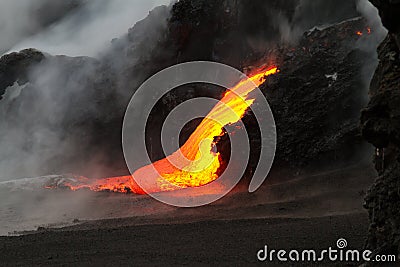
[49,66,279,194]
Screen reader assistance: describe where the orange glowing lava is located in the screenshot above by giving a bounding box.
[58,176,133,193]
[48,66,279,194]
[131,66,279,194]
[357,27,372,36]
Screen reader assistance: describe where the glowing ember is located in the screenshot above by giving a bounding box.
[47,66,279,194]
[64,176,132,193]
[356,27,372,36]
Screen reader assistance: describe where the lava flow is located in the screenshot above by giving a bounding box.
[49,66,279,194]
[356,27,372,36]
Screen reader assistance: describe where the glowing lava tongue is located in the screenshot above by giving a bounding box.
[130,67,279,194]
[52,67,278,194]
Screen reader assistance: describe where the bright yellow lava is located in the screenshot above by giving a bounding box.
[130,67,279,193]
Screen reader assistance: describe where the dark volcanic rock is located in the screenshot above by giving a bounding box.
[0,49,45,99]
[361,0,400,259]
[364,161,400,258]
[264,19,372,171]
[370,0,400,35]
[361,35,400,151]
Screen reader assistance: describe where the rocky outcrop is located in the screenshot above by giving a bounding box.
[361,0,400,259]
[370,0,400,42]
[0,49,45,99]
[265,19,373,172]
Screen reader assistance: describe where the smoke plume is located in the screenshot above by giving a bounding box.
[3,0,170,57]
[0,0,171,181]
[0,0,85,54]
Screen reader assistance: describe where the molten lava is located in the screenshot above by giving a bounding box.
[131,66,279,194]
[54,175,133,193]
[48,66,279,194]
[356,27,372,36]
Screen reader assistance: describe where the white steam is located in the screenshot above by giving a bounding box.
[355,0,387,102]
[0,0,44,53]
[357,0,388,45]
[4,0,170,57]
[0,0,84,54]
[0,0,172,235]
[0,0,172,181]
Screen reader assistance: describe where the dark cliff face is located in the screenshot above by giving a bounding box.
[370,0,400,35]
[0,49,45,99]
[361,35,400,151]
[109,0,369,176]
[0,0,370,180]
[361,0,400,258]
[265,19,373,172]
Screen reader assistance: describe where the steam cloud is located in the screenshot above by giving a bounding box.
[0,0,82,54]
[2,0,170,57]
[274,0,362,43]
[356,0,388,47]
[0,0,171,181]
[355,0,387,104]
[0,0,47,53]
[0,0,172,235]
